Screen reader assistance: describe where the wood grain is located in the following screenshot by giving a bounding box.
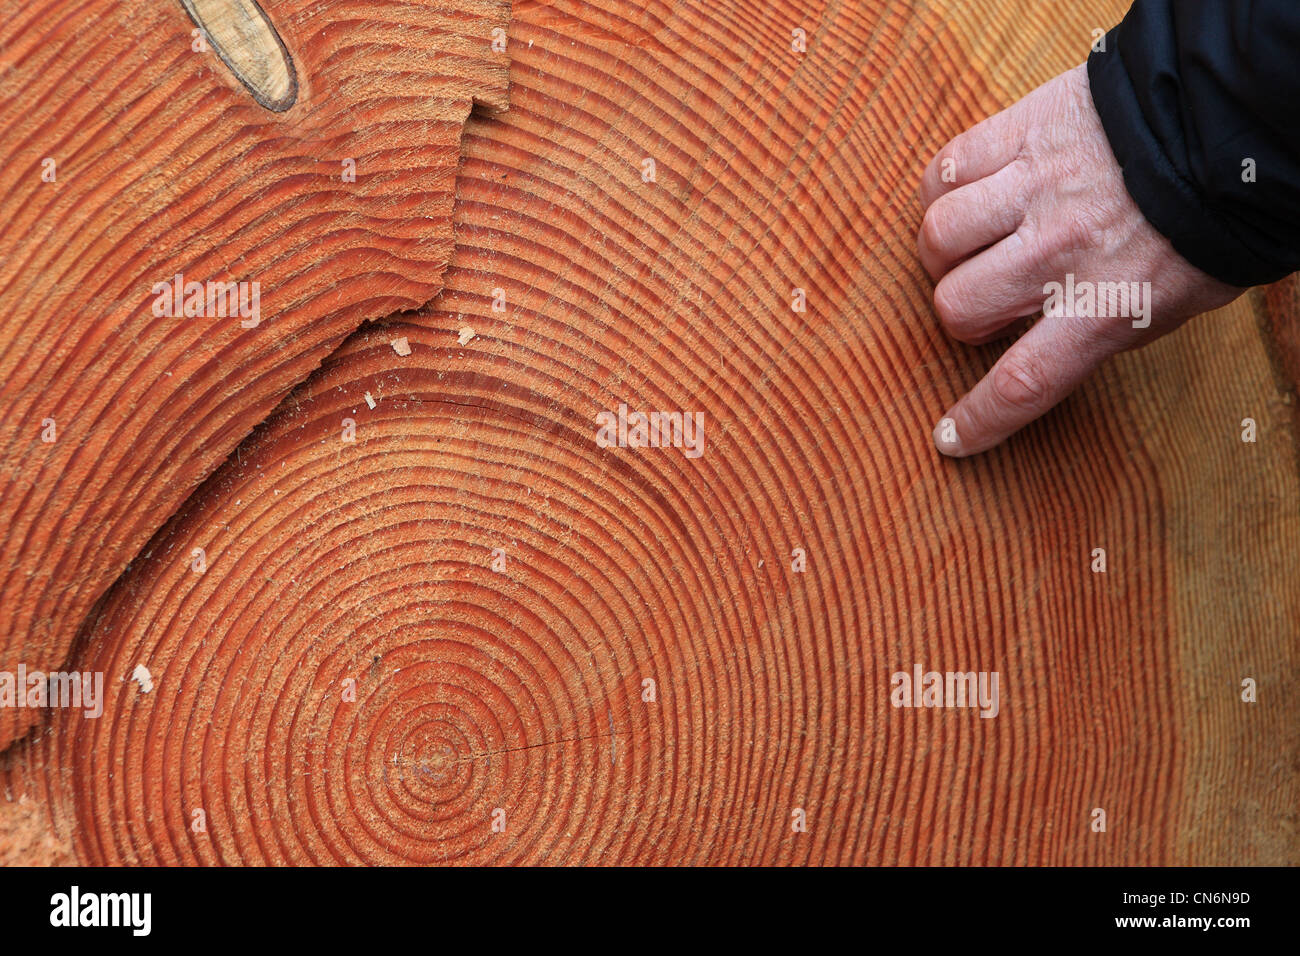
[0,0,510,750]
[3,0,1297,865]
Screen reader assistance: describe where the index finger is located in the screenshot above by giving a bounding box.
[932,311,1128,457]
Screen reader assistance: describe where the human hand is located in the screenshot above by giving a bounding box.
[919,63,1243,457]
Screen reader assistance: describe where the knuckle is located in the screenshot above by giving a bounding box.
[934,275,1015,342]
[922,141,956,204]
[992,351,1049,410]
[932,279,966,331]
[924,135,965,196]
[919,203,952,256]
[938,137,960,174]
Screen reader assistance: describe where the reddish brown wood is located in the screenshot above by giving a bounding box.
[1,0,1297,866]
[0,0,510,749]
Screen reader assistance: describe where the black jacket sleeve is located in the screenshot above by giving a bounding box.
[1087,0,1300,288]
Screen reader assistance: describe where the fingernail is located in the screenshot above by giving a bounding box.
[933,415,962,456]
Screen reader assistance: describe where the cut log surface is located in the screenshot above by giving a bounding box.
[0,0,510,750]
[3,0,1298,865]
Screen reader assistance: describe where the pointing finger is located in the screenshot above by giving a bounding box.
[932,311,1128,457]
